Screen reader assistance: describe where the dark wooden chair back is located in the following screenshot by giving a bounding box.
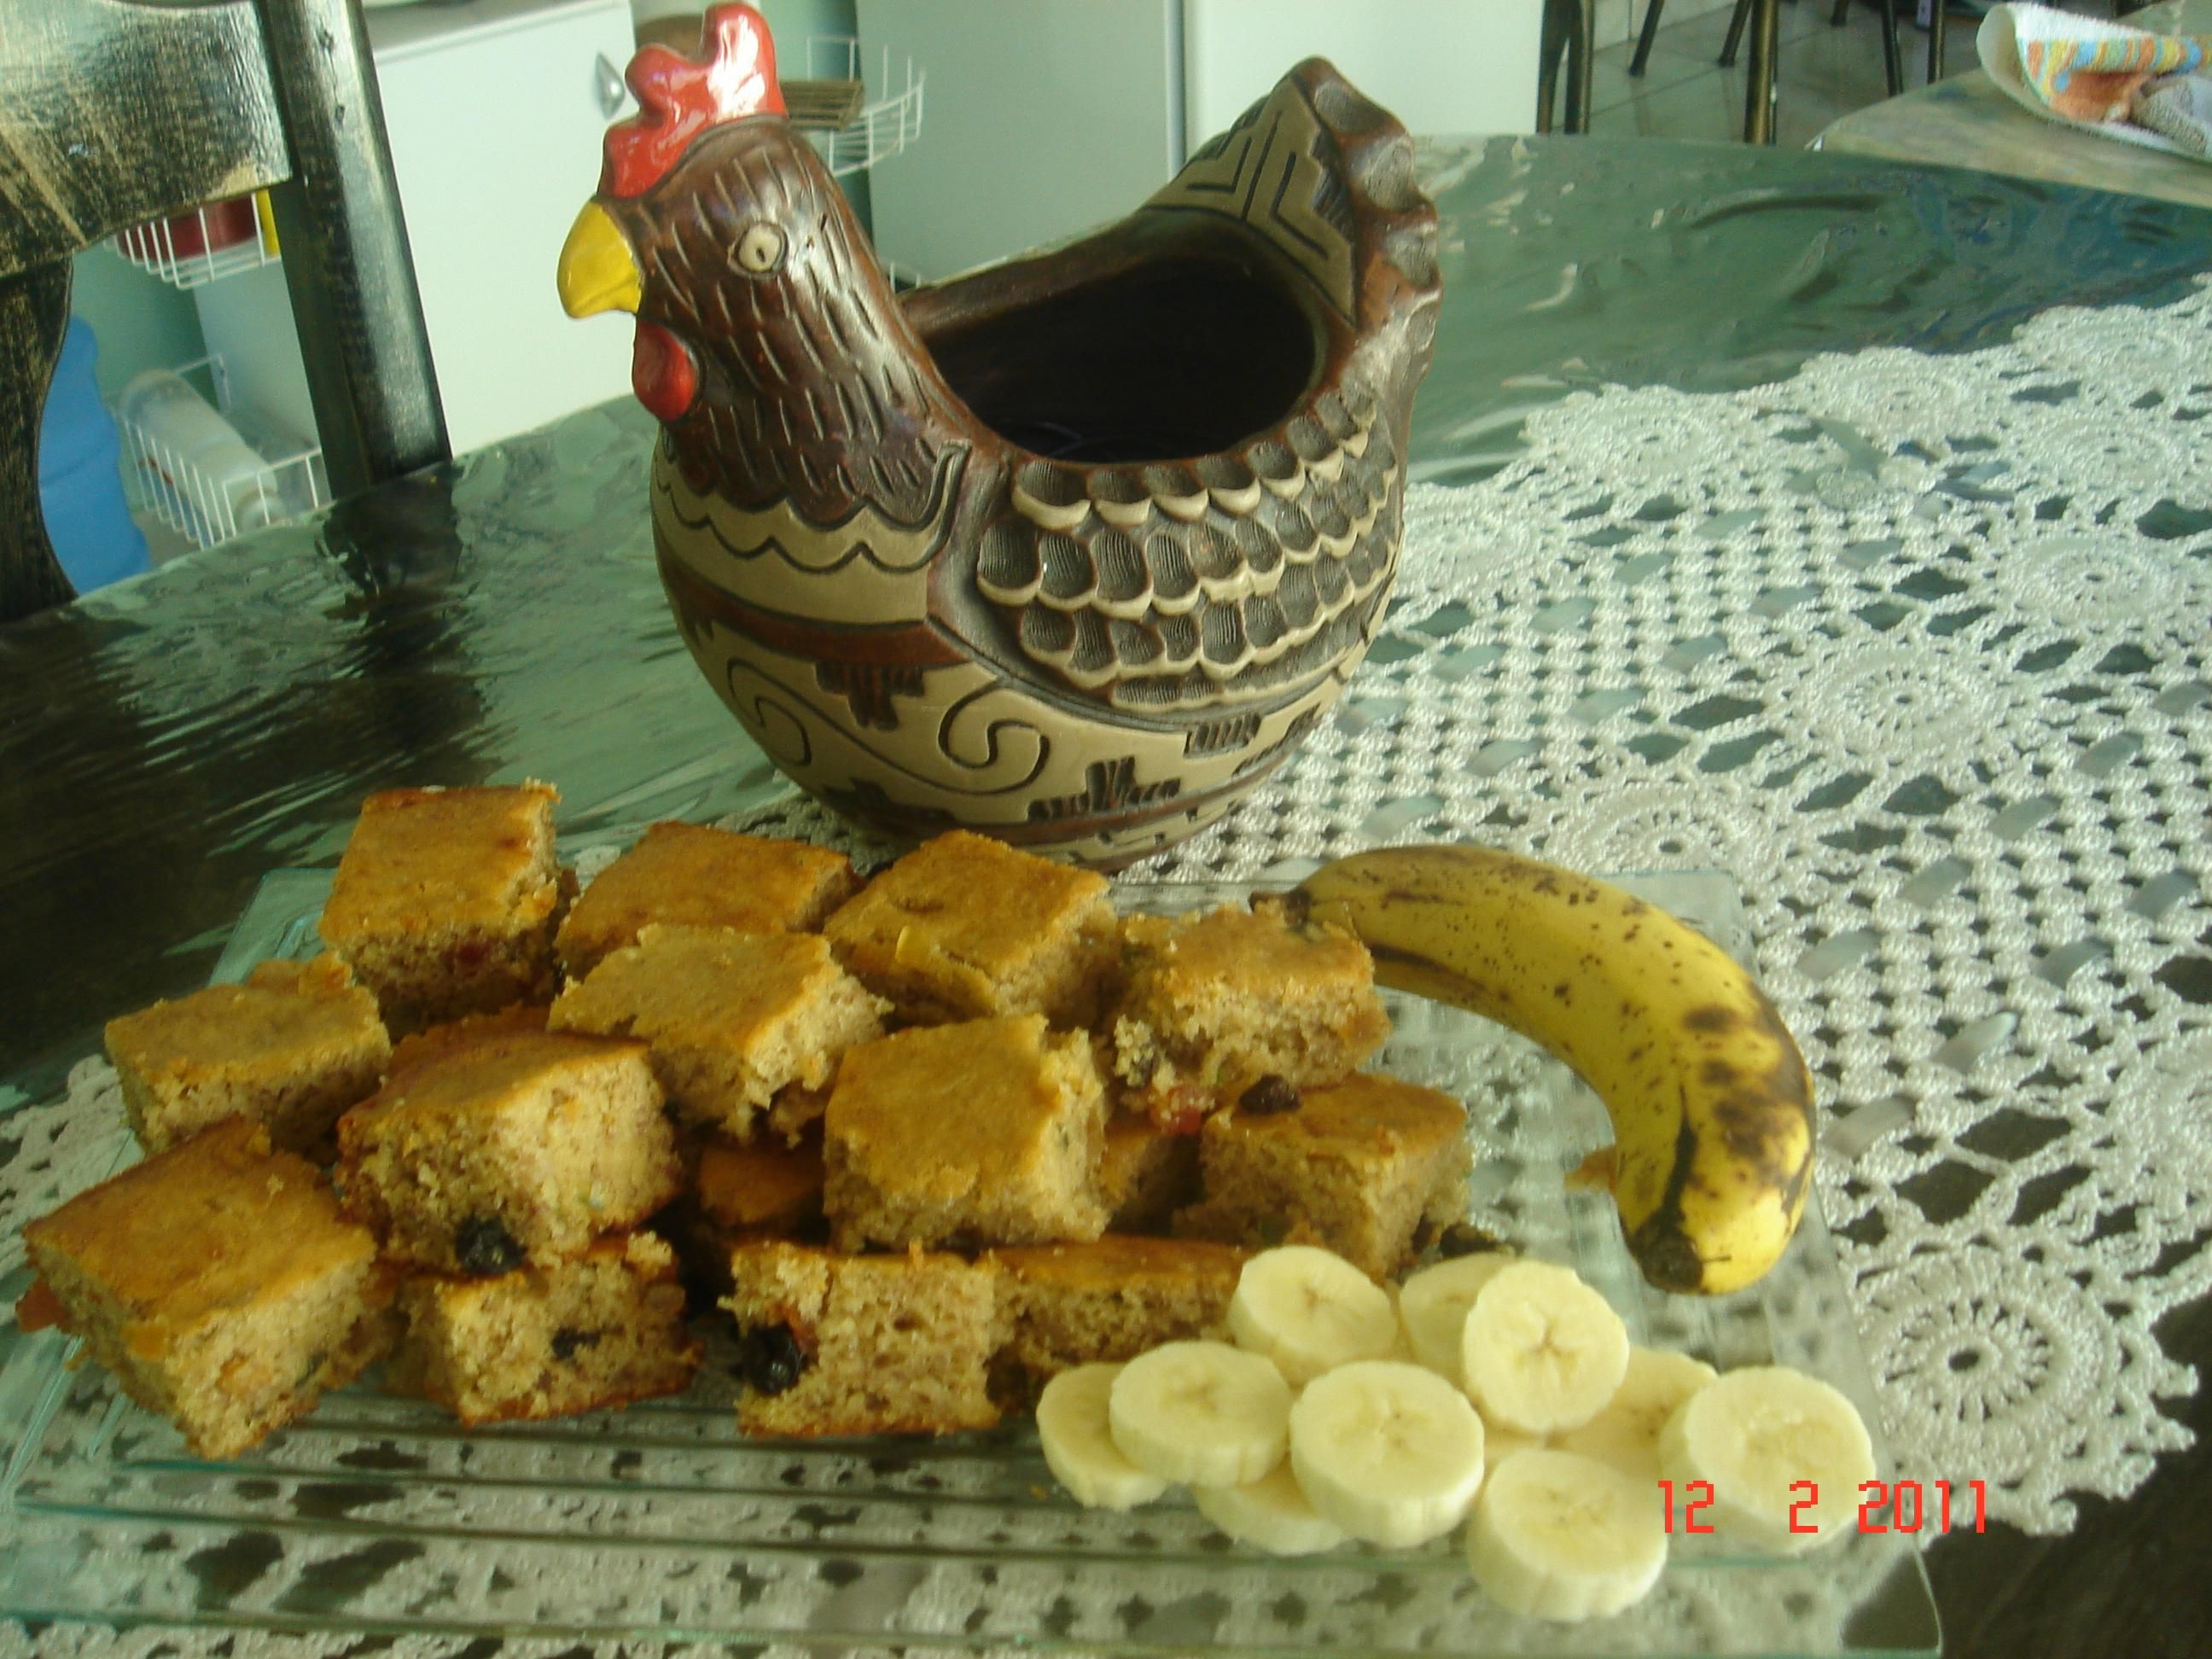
[0,0,450,623]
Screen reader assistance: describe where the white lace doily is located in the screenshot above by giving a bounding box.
[4,274,2208,1654]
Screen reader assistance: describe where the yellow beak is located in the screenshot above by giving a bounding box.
[557,201,643,317]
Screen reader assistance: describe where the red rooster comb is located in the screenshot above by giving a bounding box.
[601,3,786,199]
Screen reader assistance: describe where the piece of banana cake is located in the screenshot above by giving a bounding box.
[1098,1115,1202,1234]
[989,1235,1246,1384]
[317,783,568,1032]
[823,830,1118,1025]
[104,953,389,1156]
[15,1119,395,1459]
[721,1239,1002,1435]
[823,1014,1109,1250]
[548,925,887,1141]
[1174,1071,1470,1278]
[387,1231,699,1425]
[556,821,860,980]
[667,1131,830,1297]
[336,1022,680,1275]
[1111,899,1390,1127]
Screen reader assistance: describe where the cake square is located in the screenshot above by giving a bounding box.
[335,1022,681,1275]
[317,782,567,1033]
[666,1131,829,1299]
[104,952,389,1156]
[548,926,887,1140]
[720,1240,1001,1435]
[555,822,859,980]
[694,1132,827,1236]
[823,1014,1109,1250]
[823,830,1117,1025]
[1174,1071,1470,1278]
[1098,1114,1201,1234]
[1112,899,1390,1127]
[988,1235,1246,1384]
[15,1119,394,1459]
[387,1231,699,1425]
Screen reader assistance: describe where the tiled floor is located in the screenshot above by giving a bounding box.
[1584,0,1976,148]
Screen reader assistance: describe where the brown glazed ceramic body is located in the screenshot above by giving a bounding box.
[560,3,1440,867]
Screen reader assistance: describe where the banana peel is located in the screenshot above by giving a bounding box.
[1292,845,1814,1295]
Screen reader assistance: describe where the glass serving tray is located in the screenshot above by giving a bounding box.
[0,868,1941,1656]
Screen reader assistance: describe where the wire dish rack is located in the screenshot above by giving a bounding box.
[109,196,279,291]
[113,357,327,550]
[789,36,923,178]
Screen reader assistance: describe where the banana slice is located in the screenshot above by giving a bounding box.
[1289,1359,1487,1547]
[1037,1363,1171,1511]
[1227,1245,1399,1385]
[1554,1346,1718,1485]
[1399,1250,1520,1384]
[1193,1462,1348,1556]
[1467,1447,1668,1622]
[1109,1339,1293,1487]
[1656,1365,1876,1553]
[1461,1260,1631,1435]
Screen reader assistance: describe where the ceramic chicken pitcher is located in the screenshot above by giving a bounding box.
[559,3,1440,867]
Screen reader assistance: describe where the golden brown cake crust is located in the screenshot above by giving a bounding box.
[693,1132,826,1233]
[18,1119,394,1458]
[556,822,859,978]
[317,783,566,1029]
[548,926,888,1138]
[104,955,389,1155]
[823,1014,1109,1249]
[23,1118,379,1330]
[823,830,1116,1024]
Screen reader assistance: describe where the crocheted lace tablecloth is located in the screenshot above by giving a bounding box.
[2,270,2206,1657]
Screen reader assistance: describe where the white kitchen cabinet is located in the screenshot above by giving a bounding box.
[856,0,1543,284]
[196,0,638,459]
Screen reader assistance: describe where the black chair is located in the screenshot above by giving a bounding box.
[0,0,449,624]
[1629,0,1908,143]
[1539,0,1598,135]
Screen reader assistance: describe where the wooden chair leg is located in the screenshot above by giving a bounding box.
[1927,0,1947,83]
[1629,0,1668,77]
[1537,0,1567,131]
[1831,0,1851,24]
[1881,0,1904,94]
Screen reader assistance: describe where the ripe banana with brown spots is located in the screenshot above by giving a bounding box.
[1291,845,1814,1295]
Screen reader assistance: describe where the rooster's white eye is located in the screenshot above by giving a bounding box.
[736,223,787,275]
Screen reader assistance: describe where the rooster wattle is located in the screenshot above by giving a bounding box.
[559,3,1440,866]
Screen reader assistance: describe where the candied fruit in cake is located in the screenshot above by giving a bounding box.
[317,783,567,1032]
[548,925,887,1141]
[1112,899,1389,1126]
[823,1014,1109,1250]
[720,1239,1001,1435]
[1174,1071,1470,1278]
[15,1119,394,1458]
[823,830,1117,1025]
[556,822,860,980]
[104,952,388,1156]
[988,1235,1245,1385]
[336,1022,680,1274]
[387,1231,699,1425]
